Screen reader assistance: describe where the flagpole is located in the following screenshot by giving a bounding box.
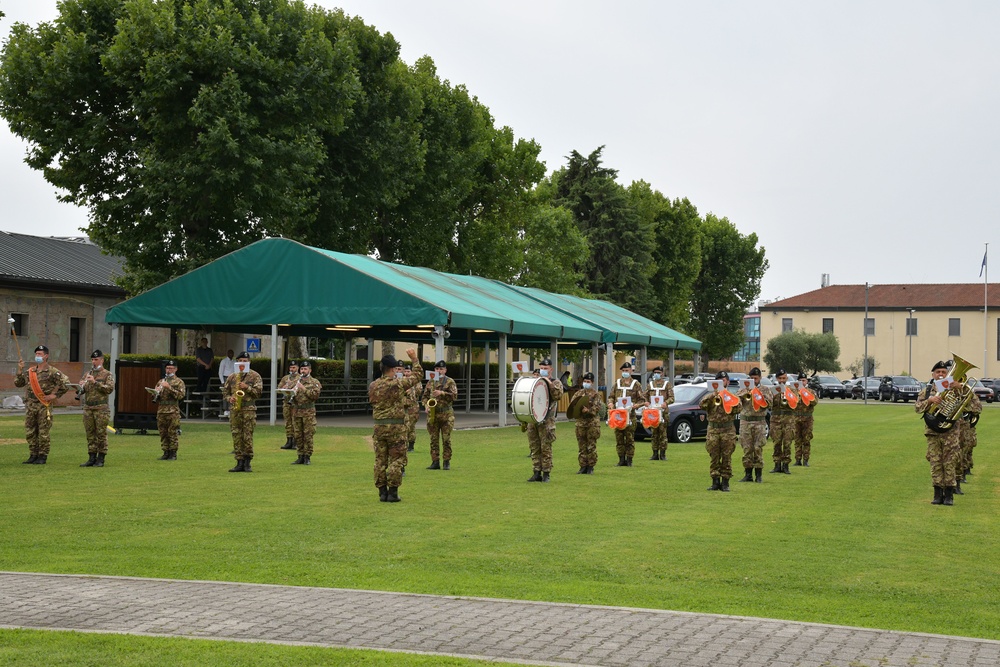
[984,243,989,377]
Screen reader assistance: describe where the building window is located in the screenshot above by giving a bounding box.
[822,318,834,333]
[782,318,793,333]
[10,313,27,336]
[906,318,918,336]
[122,325,134,354]
[949,318,961,336]
[864,318,875,336]
[69,317,84,362]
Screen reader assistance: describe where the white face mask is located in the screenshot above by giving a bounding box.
[35,356,44,363]
[653,373,661,380]
[621,372,630,379]
[92,364,103,371]
[165,372,175,378]
[394,372,403,379]
[583,382,592,389]
[538,368,549,377]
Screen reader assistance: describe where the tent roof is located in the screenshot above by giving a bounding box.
[105,238,700,351]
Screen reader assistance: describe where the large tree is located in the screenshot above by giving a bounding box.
[763,330,841,375]
[688,214,768,360]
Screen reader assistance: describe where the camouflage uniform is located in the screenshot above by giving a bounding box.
[156,375,186,456]
[223,369,263,464]
[278,372,299,442]
[737,385,772,474]
[700,390,742,484]
[291,374,323,458]
[793,387,817,465]
[953,385,981,486]
[770,385,799,472]
[610,377,645,463]
[370,361,423,491]
[915,384,962,489]
[421,374,458,464]
[572,387,604,469]
[645,379,675,458]
[80,366,115,455]
[526,377,564,474]
[14,365,71,458]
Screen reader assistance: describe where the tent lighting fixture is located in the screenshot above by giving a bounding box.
[398,329,433,334]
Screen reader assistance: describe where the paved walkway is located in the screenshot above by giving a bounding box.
[2,572,998,666]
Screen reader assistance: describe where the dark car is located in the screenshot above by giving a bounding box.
[850,377,881,399]
[634,382,769,443]
[808,374,847,399]
[967,377,995,404]
[878,375,923,402]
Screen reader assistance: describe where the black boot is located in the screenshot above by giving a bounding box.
[577,466,588,474]
[379,486,388,502]
[159,451,171,460]
[95,452,106,468]
[616,456,627,467]
[739,468,753,482]
[33,455,47,464]
[707,476,721,491]
[943,486,955,506]
[229,459,245,473]
[769,462,781,473]
[626,457,633,467]
[442,460,450,470]
[407,441,415,452]
[302,455,310,465]
[650,451,659,460]
[803,458,809,467]
[542,471,550,482]
[954,479,963,495]
[586,466,594,474]
[794,458,802,466]
[243,456,252,472]
[720,477,730,492]
[81,453,97,467]
[386,486,400,502]
[22,453,37,464]
[292,455,304,464]
[168,451,177,460]
[427,460,440,470]
[754,467,762,483]
[281,437,295,450]
[659,450,667,460]
[782,462,791,474]
[527,470,542,482]
[931,486,944,505]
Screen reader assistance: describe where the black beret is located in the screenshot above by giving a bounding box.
[299,360,312,368]
[715,371,729,380]
[380,355,397,368]
[91,349,103,359]
[619,361,632,370]
[583,372,595,380]
[651,366,663,372]
[749,367,761,376]
[236,352,250,360]
[163,360,177,367]
[539,358,553,366]
[798,372,808,380]
[775,368,787,377]
[395,359,405,367]
[34,345,48,353]
[288,360,299,367]
[434,360,448,369]
[932,360,948,371]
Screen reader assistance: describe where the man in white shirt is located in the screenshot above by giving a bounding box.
[218,349,235,417]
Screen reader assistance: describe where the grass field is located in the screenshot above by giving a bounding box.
[1,401,998,657]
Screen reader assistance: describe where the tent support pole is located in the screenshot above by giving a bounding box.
[550,339,558,378]
[592,342,600,387]
[484,342,490,412]
[498,334,507,427]
[344,336,352,386]
[269,325,278,426]
[668,350,676,383]
[434,325,446,364]
[109,323,119,426]
[366,337,374,384]
[640,346,648,378]
[605,343,614,396]
[465,329,472,413]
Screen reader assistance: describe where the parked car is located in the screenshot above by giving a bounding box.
[878,375,923,402]
[850,377,881,400]
[967,377,995,404]
[634,382,769,443]
[808,374,847,399]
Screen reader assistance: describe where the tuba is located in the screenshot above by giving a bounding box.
[923,353,978,433]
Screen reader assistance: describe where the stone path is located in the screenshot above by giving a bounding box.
[1,572,998,666]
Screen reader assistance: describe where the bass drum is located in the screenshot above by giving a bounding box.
[512,376,550,424]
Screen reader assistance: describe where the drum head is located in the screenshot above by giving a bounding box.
[512,376,550,424]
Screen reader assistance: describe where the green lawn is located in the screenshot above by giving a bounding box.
[1,402,997,651]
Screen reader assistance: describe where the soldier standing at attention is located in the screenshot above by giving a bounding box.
[223,352,263,472]
[915,360,963,506]
[645,365,674,461]
[79,350,115,468]
[700,371,741,491]
[422,360,458,470]
[369,350,422,502]
[769,368,796,475]
[14,344,70,465]
[736,367,770,483]
[793,371,817,467]
[572,372,603,474]
[950,379,980,497]
[278,360,299,450]
[290,360,322,465]
[607,361,646,467]
[155,360,186,460]
[526,358,564,482]
[402,363,422,453]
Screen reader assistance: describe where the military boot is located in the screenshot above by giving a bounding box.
[386,486,401,502]
[542,471,550,482]
[803,458,810,467]
[33,455,47,464]
[81,453,97,467]
[659,450,667,460]
[931,486,944,505]
[782,462,791,474]
[577,466,588,474]
[407,441,415,452]
[954,479,964,495]
[943,486,955,506]
[22,453,37,464]
[243,456,253,472]
[794,458,802,466]
[158,451,171,460]
[427,460,440,470]
[95,452,106,468]
[739,467,753,482]
[769,462,782,473]
[168,451,177,460]
[754,467,763,483]
[586,466,595,474]
[527,470,542,482]
[649,451,659,460]
[292,455,304,464]
[442,460,450,470]
[302,455,310,465]
[616,456,627,467]
[720,477,730,492]
[379,486,388,502]
[626,457,633,467]
[229,459,245,473]
[707,476,721,491]
[281,437,295,450]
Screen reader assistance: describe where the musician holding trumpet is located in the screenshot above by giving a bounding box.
[699,371,742,491]
[155,360,186,460]
[222,352,263,472]
[278,360,300,450]
[736,367,771,483]
[14,344,71,465]
[79,350,115,467]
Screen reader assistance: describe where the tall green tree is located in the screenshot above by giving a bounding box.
[689,214,768,360]
[514,180,589,294]
[763,330,841,375]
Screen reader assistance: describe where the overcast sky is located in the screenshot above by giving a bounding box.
[2,0,998,302]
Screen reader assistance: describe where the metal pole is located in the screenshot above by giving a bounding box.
[907,309,915,377]
[864,283,869,405]
[498,334,507,427]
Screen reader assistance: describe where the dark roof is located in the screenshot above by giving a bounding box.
[768,284,1000,311]
[0,231,126,296]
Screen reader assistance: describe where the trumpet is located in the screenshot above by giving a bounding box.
[713,394,723,407]
[74,370,93,401]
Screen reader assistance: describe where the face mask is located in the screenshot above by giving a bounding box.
[538,369,549,377]
[35,356,44,363]
[621,372,630,378]
[165,372,175,378]
[583,382,592,389]
[394,372,403,379]
[93,364,103,371]
[653,373,661,380]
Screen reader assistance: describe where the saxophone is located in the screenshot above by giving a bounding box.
[233,371,245,411]
[426,376,438,423]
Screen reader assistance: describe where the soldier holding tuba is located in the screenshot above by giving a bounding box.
[915,358,975,506]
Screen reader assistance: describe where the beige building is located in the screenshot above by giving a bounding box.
[761,283,1000,380]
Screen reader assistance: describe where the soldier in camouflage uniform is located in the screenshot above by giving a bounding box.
[915,360,963,505]
[369,350,423,502]
[278,360,299,450]
[223,352,263,472]
[79,349,115,468]
[793,372,817,466]
[645,365,675,461]
[14,344,71,464]
[526,358,564,482]
[736,367,771,483]
[607,361,646,467]
[769,368,796,475]
[422,360,458,470]
[402,364,422,455]
[951,382,980,496]
[155,360,186,460]
[700,371,742,491]
[290,360,322,465]
[571,372,603,474]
